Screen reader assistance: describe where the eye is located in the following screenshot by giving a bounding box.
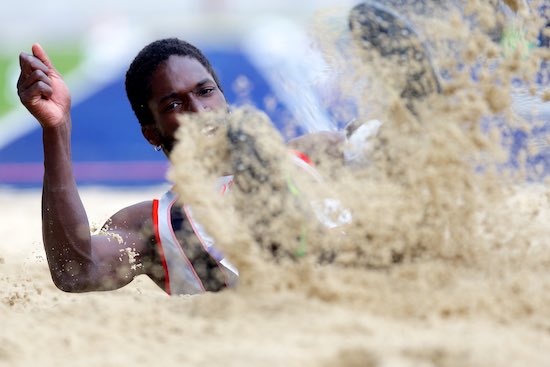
[197,87,215,97]
[164,101,182,112]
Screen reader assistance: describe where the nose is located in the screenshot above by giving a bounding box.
[188,97,209,113]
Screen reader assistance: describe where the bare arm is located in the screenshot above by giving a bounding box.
[17,44,154,292]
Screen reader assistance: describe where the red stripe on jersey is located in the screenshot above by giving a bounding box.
[152,199,171,295]
[289,149,314,166]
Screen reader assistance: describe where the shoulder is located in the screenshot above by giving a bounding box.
[98,200,159,272]
[287,131,345,161]
[104,200,154,231]
[287,132,345,174]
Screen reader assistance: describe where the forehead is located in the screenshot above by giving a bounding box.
[149,55,213,97]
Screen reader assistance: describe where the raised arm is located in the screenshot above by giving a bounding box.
[17,44,153,292]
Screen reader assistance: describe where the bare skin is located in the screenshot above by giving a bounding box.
[17,44,227,292]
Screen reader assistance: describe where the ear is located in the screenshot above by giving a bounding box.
[142,125,161,147]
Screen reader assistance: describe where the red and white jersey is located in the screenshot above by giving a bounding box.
[150,150,351,295]
[152,175,239,295]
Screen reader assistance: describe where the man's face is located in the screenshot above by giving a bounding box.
[144,55,227,153]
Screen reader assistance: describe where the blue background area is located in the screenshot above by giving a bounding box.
[0,48,296,186]
[1,48,549,187]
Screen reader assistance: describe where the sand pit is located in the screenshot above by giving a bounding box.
[1,185,550,367]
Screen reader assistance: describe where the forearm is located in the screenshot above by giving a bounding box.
[41,122,94,291]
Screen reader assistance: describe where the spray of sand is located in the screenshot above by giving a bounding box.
[168,0,550,340]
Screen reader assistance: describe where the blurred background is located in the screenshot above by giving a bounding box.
[0,0,358,186]
[0,0,548,187]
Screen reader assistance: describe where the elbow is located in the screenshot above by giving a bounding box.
[47,257,106,292]
[50,272,93,293]
[49,266,125,293]
[49,263,99,293]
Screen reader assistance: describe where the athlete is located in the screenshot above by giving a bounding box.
[18,35,339,295]
[17,39,241,295]
[15,3,446,295]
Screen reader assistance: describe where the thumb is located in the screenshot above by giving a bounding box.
[31,43,55,70]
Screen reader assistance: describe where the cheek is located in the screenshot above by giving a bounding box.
[157,117,181,137]
[210,93,227,111]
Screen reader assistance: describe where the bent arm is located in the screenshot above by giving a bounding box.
[18,44,152,292]
[41,120,94,291]
[41,126,153,292]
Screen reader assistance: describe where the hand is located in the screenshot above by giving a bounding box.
[17,44,71,129]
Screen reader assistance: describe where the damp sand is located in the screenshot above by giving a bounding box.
[1,186,550,366]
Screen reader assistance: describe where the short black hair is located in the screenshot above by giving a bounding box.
[125,38,223,126]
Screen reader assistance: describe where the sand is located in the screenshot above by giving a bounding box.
[1,185,550,367]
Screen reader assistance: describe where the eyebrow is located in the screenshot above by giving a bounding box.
[158,78,214,103]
